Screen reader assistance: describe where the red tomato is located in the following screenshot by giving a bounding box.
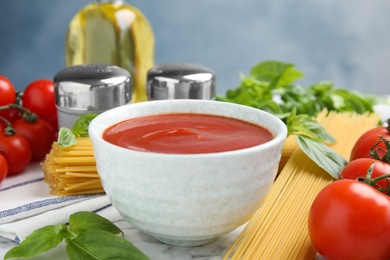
[0,130,32,176]
[339,158,390,191]
[13,118,55,162]
[22,79,58,132]
[0,75,16,106]
[350,125,390,161]
[308,179,390,260]
[0,153,8,184]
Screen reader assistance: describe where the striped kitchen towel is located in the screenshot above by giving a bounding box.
[0,163,121,243]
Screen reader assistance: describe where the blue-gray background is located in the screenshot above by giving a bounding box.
[0,0,389,95]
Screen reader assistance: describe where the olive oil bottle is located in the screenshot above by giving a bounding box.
[65,0,154,102]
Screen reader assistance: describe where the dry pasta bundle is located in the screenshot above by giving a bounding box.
[41,137,104,196]
[224,111,380,259]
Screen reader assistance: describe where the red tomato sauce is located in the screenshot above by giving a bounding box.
[103,113,273,154]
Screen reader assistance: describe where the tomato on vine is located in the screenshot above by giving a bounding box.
[350,120,390,161]
[339,158,390,192]
[0,117,32,176]
[22,79,58,132]
[0,104,56,162]
[0,76,20,127]
[12,107,55,162]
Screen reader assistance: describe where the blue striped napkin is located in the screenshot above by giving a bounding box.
[0,163,120,243]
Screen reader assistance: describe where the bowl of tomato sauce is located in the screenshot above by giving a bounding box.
[89,99,287,246]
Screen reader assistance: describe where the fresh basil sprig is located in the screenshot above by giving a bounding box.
[216,60,377,178]
[58,114,98,147]
[284,108,347,178]
[4,211,148,260]
[285,108,336,144]
[217,60,377,119]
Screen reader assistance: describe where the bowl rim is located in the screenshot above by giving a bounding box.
[88,100,288,158]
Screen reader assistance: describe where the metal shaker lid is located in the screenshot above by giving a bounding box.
[54,64,131,112]
[147,62,216,100]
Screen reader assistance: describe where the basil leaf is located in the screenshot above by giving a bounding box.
[295,134,347,179]
[332,89,375,113]
[4,224,66,259]
[286,110,336,144]
[69,211,123,236]
[66,230,149,260]
[57,127,78,147]
[72,114,98,138]
[249,60,304,88]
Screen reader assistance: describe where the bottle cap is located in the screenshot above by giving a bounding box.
[54,64,131,128]
[147,62,216,100]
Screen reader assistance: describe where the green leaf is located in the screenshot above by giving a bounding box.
[3,212,148,259]
[4,224,66,259]
[57,127,78,147]
[69,211,123,236]
[295,135,347,179]
[332,89,375,114]
[72,114,98,137]
[286,110,336,144]
[66,230,149,260]
[307,82,337,112]
[249,60,304,88]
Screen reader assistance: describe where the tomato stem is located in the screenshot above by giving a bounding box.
[370,136,390,163]
[0,104,39,123]
[0,116,16,136]
[359,162,390,195]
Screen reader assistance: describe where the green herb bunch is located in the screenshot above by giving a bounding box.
[4,211,148,260]
[217,60,380,178]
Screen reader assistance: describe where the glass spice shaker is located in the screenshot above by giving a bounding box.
[147,62,216,100]
[65,0,154,103]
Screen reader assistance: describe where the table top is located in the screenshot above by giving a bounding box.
[1,104,389,259]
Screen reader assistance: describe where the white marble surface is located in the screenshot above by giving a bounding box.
[0,219,244,259]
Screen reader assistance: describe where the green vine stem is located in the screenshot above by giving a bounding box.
[0,104,39,123]
[0,116,16,136]
[357,162,390,195]
[370,136,390,163]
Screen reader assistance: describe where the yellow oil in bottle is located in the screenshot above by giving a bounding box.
[65,0,154,102]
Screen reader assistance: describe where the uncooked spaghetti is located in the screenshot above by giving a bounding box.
[41,138,104,196]
[223,111,380,259]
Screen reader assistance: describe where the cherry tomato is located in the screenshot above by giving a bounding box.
[13,118,55,162]
[350,125,390,161]
[22,79,58,132]
[308,179,390,260]
[339,158,390,191]
[0,153,8,184]
[0,75,16,106]
[0,129,32,176]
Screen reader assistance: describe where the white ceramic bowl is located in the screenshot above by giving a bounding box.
[89,100,287,246]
